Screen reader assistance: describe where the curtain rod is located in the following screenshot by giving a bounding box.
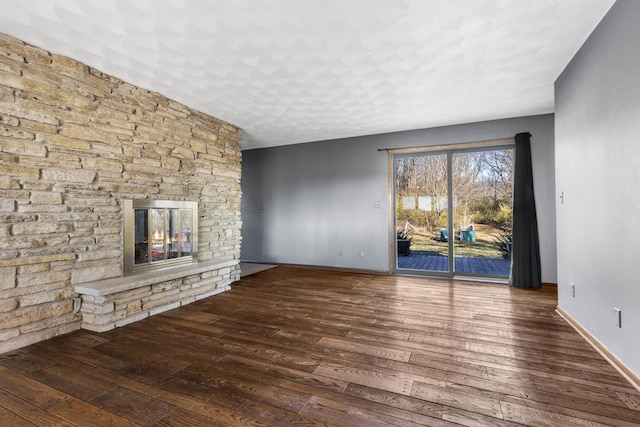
[377,136,518,153]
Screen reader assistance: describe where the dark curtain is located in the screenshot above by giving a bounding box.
[510,132,541,289]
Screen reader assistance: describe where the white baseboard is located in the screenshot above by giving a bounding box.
[556,306,640,392]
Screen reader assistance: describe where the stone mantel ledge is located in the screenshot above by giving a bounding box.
[73,259,238,297]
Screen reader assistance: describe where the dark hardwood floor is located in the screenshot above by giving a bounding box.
[1,267,639,426]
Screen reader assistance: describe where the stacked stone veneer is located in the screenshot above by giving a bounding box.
[0,33,242,352]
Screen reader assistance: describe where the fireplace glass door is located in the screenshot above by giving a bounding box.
[134,209,149,265]
[124,200,198,275]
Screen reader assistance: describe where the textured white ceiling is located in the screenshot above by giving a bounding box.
[0,0,614,149]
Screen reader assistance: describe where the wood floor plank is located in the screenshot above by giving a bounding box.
[500,400,635,427]
[393,356,640,424]
[224,354,460,426]
[32,362,119,401]
[220,353,350,394]
[90,386,176,426]
[317,337,412,362]
[0,389,76,427]
[155,407,271,427]
[0,365,136,427]
[314,361,417,395]
[0,404,38,427]
[500,394,640,427]
[619,392,640,411]
[177,361,313,414]
[0,267,638,426]
[237,399,333,427]
[23,343,252,415]
[411,380,504,419]
[343,383,507,427]
[299,395,412,427]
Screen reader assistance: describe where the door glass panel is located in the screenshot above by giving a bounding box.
[395,153,449,273]
[452,149,513,276]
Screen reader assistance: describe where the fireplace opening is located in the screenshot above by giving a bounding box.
[123,200,198,275]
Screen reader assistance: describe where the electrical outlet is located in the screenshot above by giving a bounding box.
[570,283,575,297]
[359,251,365,258]
[614,307,622,328]
[339,250,344,257]
[373,201,381,209]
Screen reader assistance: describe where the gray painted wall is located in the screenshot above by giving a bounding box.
[555,0,640,375]
[242,114,557,282]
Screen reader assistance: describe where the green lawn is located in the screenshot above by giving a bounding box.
[407,225,506,259]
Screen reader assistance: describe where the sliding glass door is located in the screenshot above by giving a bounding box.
[394,145,513,278]
[395,153,450,274]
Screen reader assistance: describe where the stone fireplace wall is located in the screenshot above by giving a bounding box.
[0,33,242,352]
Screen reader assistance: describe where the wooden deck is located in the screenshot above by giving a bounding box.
[1,267,639,426]
[398,253,511,276]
